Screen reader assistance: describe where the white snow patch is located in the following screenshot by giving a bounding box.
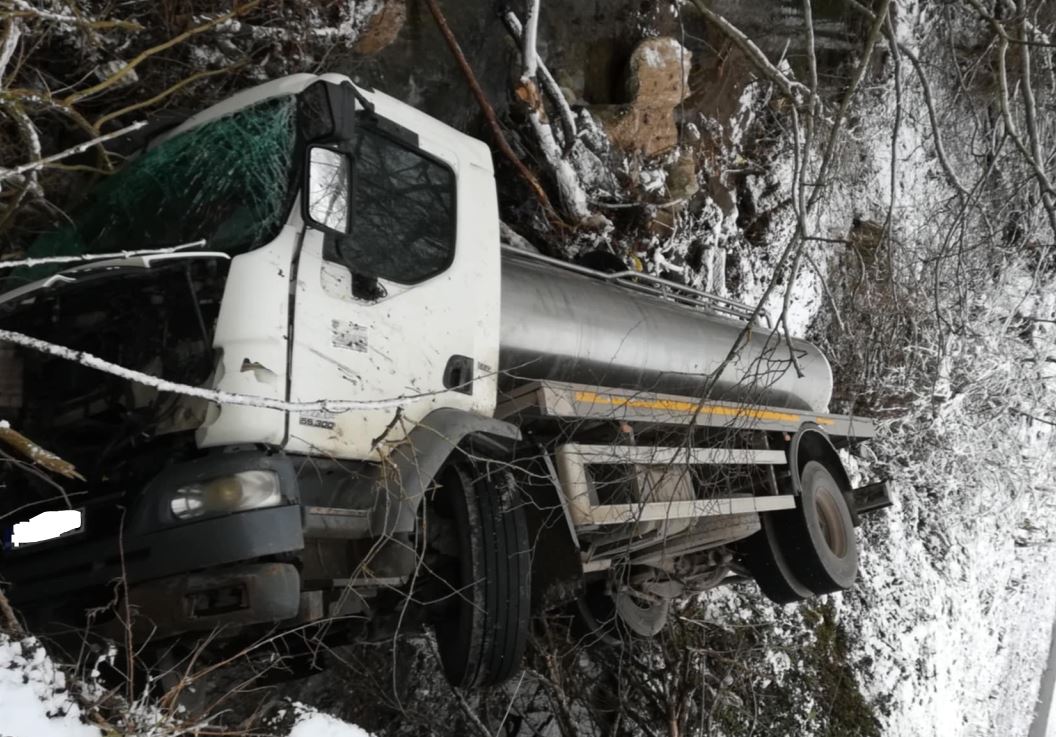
[639,167,667,194]
[287,704,374,737]
[0,637,102,737]
[640,45,664,68]
[188,44,230,69]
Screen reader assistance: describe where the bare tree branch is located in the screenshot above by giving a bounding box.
[686,0,808,101]
[422,0,564,230]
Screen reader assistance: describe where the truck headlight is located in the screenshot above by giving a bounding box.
[169,470,282,520]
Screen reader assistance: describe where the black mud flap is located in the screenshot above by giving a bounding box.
[844,480,893,524]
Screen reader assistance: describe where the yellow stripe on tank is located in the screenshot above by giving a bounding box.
[573,390,834,426]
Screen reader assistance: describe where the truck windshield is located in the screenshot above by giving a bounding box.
[10,95,300,287]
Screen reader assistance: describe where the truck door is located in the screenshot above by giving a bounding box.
[286,117,501,460]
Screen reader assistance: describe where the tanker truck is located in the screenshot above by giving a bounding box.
[0,74,889,687]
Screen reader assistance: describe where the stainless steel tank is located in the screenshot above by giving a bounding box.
[498,251,833,413]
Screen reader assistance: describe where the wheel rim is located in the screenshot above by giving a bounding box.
[814,485,849,557]
[770,457,858,595]
[614,590,669,637]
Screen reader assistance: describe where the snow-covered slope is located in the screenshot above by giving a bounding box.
[0,637,101,737]
[0,635,374,737]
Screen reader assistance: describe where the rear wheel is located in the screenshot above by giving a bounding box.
[738,511,814,604]
[776,460,858,594]
[431,460,531,688]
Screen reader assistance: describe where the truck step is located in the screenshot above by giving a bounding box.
[554,442,795,528]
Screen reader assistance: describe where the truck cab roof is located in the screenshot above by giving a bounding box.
[159,73,495,175]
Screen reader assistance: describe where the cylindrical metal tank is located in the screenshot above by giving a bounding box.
[499,252,833,413]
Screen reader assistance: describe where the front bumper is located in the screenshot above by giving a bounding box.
[126,561,301,636]
[3,504,305,607]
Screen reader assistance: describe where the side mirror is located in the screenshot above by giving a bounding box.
[306,146,351,234]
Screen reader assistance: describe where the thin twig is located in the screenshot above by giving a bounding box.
[0,120,146,181]
[898,45,967,196]
[809,0,892,208]
[0,239,207,269]
[881,8,902,298]
[63,3,258,106]
[7,1,142,31]
[0,328,497,414]
[94,63,245,129]
[686,0,808,101]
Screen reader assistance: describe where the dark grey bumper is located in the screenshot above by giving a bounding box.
[126,561,301,636]
[3,504,305,605]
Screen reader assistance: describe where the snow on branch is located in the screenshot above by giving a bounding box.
[0,329,452,414]
[503,10,577,145]
[8,0,143,31]
[0,120,146,182]
[0,240,208,270]
[521,0,541,81]
[525,110,591,222]
[0,19,21,81]
[686,0,808,102]
[505,4,596,226]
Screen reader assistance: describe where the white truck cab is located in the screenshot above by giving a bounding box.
[164,74,502,458]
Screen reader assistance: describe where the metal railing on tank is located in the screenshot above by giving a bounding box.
[500,246,766,326]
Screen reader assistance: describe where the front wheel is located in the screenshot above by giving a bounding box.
[431,460,531,688]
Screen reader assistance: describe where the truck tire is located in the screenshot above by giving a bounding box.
[739,511,814,604]
[434,461,531,688]
[776,460,858,594]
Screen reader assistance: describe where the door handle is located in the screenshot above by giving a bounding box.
[443,355,474,395]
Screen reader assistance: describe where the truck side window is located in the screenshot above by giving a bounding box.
[332,127,456,284]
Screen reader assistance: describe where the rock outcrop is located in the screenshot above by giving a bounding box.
[591,37,691,157]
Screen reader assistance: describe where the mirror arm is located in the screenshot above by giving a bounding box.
[344,81,376,118]
[351,272,385,302]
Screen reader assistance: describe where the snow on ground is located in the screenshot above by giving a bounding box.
[683,10,1056,735]
[0,636,101,737]
[0,635,375,737]
[286,704,375,737]
[820,36,1056,735]
[843,461,1056,737]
